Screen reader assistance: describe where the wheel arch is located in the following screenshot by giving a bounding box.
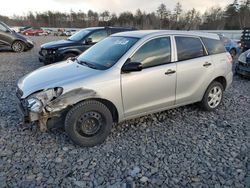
[11,39,26,47]
[82,98,119,123]
[212,76,227,90]
[60,49,82,56]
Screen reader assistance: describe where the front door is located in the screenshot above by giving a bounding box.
[0,23,12,47]
[121,36,176,117]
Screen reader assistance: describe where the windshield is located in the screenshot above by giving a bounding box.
[68,29,90,41]
[77,36,139,70]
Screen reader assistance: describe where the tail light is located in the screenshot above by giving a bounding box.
[226,53,233,63]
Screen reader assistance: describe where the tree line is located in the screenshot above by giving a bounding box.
[0,0,249,30]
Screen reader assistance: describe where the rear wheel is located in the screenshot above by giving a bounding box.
[65,100,113,147]
[201,81,224,111]
[12,41,25,52]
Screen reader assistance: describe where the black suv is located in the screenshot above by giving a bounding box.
[241,27,250,52]
[0,21,34,52]
[39,26,136,64]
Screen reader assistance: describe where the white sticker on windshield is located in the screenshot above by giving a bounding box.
[114,38,129,45]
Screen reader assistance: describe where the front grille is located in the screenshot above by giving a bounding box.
[239,62,250,67]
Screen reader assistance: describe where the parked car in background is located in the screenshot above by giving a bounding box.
[241,28,250,52]
[65,29,77,36]
[53,28,66,36]
[43,29,53,35]
[22,27,48,36]
[18,26,32,33]
[0,21,34,52]
[39,26,136,64]
[18,30,233,146]
[235,49,250,78]
[219,35,241,58]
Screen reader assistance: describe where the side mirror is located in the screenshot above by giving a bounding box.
[85,38,93,44]
[122,61,142,73]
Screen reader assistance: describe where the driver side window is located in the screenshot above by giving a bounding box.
[89,30,108,43]
[130,37,171,69]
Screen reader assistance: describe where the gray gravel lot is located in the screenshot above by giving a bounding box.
[0,36,250,188]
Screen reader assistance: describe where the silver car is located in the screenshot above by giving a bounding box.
[16,30,233,146]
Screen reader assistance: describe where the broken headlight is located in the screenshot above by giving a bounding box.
[27,87,63,113]
[238,52,246,63]
[27,98,43,113]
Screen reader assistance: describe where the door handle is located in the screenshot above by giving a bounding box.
[203,62,212,67]
[165,69,176,75]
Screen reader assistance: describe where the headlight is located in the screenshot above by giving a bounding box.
[41,49,47,56]
[27,88,63,113]
[27,98,43,113]
[238,52,246,63]
[27,39,33,44]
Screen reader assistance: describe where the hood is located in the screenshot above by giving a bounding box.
[14,32,29,41]
[238,49,250,64]
[18,60,99,98]
[41,39,80,49]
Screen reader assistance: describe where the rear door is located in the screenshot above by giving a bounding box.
[174,36,215,105]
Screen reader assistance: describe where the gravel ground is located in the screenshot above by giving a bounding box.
[0,36,250,188]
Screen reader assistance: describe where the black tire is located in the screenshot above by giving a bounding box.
[235,64,239,75]
[12,41,25,52]
[229,49,237,59]
[65,100,113,147]
[63,53,77,60]
[200,81,224,111]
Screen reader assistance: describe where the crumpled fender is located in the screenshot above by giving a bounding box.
[47,88,97,112]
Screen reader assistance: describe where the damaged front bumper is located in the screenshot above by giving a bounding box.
[236,61,250,77]
[16,87,96,132]
[15,87,66,132]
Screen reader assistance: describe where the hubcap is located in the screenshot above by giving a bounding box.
[76,111,104,137]
[207,86,222,108]
[13,42,22,52]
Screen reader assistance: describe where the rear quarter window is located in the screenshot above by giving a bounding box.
[175,36,206,61]
[202,37,226,55]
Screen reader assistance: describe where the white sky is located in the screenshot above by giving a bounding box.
[0,0,231,16]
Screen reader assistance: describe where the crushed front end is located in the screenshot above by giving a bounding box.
[236,50,250,77]
[16,87,65,132]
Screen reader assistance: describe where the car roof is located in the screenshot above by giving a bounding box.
[112,30,220,40]
[85,27,105,31]
[84,26,134,31]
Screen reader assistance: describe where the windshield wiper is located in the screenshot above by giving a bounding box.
[70,57,98,69]
[79,61,98,69]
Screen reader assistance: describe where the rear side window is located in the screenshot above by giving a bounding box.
[131,37,171,68]
[0,24,7,32]
[89,30,108,43]
[202,37,226,55]
[175,36,206,61]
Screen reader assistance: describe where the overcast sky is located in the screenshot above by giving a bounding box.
[1,0,231,16]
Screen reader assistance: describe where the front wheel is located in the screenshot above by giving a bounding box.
[12,41,25,52]
[63,53,77,60]
[65,100,113,147]
[200,81,224,111]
